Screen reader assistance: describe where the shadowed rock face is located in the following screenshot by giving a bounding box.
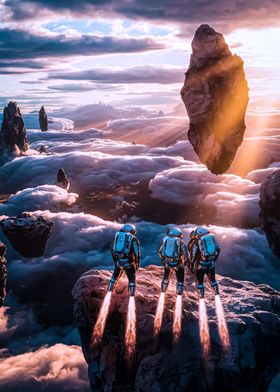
[39,106,48,132]
[56,168,70,191]
[0,241,7,306]
[0,213,53,258]
[73,266,280,392]
[0,101,29,157]
[181,25,249,174]
[259,170,280,260]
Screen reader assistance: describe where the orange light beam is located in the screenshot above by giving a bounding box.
[154,292,165,337]
[91,291,112,350]
[125,296,136,360]
[215,294,230,352]
[199,298,210,355]
[173,294,182,344]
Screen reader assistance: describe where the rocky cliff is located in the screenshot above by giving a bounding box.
[72,266,280,392]
[259,170,280,260]
[181,25,249,174]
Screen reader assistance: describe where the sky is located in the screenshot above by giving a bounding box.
[0,0,280,113]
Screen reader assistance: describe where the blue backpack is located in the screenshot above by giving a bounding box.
[198,233,218,260]
[113,231,133,259]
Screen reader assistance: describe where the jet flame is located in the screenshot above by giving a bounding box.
[125,296,136,360]
[173,295,182,344]
[215,295,230,351]
[91,291,112,350]
[154,292,165,337]
[199,298,210,355]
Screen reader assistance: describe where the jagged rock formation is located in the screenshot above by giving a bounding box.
[39,106,48,132]
[181,25,249,174]
[0,213,53,258]
[73,266,280,392]
[56,168,70,191]
[259,170,280,259]
[0,101,29,163]
[0,241,7,306]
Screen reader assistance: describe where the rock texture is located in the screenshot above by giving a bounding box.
[73,266,280,392]
[39,106,48,132]
[0,241,7,306]
[0,213,53,258]
[56,168,70,191]
[259,170,280,259]
[0,102,28,164]
[181,25,249,174]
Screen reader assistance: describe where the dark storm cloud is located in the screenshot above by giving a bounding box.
[3,0,280,30]
[46,66,184,84]
[0,27,164,62]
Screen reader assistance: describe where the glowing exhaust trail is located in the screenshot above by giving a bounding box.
[199,298,210,355]
[154,292,165,337]
[125,296,136,360]
[91,291,112,350]
[173,295,182,344]
[215,295,230,352]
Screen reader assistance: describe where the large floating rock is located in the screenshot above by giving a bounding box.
[0,213,53,258]
[0,101,29,162]
[259,170,280,259]
[39,106,48,132]
[181,25,249,174]
[73,266,280,391]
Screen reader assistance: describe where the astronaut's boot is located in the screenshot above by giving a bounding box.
[161,278,168,293]
[211,281,219,296]
[107,277,116,292]
[129,282,136,296]
[177,282,183,296]
[198,284,204,299]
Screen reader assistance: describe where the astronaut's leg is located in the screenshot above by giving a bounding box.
[124,264,136,296]
[107,265,122,292]
[196,267,206,299]
[161,266,173,293]
[175,266,184,295]
[207,266,219,295]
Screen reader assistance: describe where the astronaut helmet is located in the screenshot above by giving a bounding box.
[195,226,210,237]
[121,223,136,235]
[168,227,183,238]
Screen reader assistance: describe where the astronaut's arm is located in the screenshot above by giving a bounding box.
[190,243,199,270]
[157,241,163,261]
[133,238,141,269]
[181,242,190,266]
[215,242,221,260]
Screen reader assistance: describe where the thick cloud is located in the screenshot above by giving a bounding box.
[3,0,280,32]
[0,151,186,195]
[0,28,163,61]
[0,185,78,216]
[149,164,260,227]
[0,343,89,392]
[46,66,184,84]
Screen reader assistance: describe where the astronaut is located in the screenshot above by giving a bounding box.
[108,224,140,296]
[158,227,188,295]
[0,242,7,307]
[188,227,220,299]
